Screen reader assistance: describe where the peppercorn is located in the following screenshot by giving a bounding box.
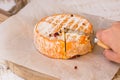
[54,32,59,37]
[64,28,69,33]
[49,34,52,37]
[71,14,73,17]
[82,23,86,25]
[59,30,62,33]
[74,66,77,69]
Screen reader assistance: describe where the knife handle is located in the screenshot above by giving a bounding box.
[97,40,110,49]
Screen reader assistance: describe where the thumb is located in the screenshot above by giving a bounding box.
[103,50,120,63]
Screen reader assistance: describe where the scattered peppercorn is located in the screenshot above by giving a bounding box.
[64,28,69,33]
[7,67,9,69]
[71,14,73,17]
[82,23,86,25]
[49,34,52,37]
[74,66,77,69]
[59,30,62,33]
[54,32,59,37]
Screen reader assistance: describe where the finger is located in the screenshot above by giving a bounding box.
[96,30,103,40]
[96,30,109,46]
[96,29,112,48]
[112,21,120,26]
[103,50,120,63]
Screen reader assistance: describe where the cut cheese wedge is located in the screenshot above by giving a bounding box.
[34,14,93,59]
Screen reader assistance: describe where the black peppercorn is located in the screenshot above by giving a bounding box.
[49,34,52,37]
[59,30,62,33]
[71,14,73,17]
[74,66,77,69]
[82,23,86,25]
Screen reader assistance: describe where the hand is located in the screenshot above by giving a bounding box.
[96,22,120,63]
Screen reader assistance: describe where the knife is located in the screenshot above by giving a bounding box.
[67,30,110,49]
[90,31,110,49]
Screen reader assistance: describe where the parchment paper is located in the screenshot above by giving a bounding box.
[0,0,119,80]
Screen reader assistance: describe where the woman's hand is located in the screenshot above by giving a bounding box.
[96,22,120,63]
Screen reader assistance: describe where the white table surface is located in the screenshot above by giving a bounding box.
[53,0,120,21]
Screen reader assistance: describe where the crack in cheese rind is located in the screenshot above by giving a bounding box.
[34,29,66,59]
[63,30,67,59]
[35,14,93,59]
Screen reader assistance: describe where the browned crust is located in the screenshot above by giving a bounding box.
[34,25,66,59]
[34,14,93,59]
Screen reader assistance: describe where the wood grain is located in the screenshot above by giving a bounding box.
[0,13,8,23]
[7,61,59,80]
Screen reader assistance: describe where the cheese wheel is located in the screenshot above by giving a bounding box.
[34,14,93,59]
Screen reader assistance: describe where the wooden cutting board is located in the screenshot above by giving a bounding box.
[0,13,9,23]
[7,61,59,80]
[6,61,120,80]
